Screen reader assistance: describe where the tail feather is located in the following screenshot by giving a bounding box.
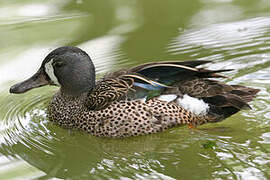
[230,85,260,102]
[203,94,250,110]
[204,86,259,123]
[197,69,233,78]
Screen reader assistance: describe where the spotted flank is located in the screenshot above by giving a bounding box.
[10,46,260,138]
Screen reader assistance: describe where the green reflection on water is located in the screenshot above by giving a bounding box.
[0,0,270,179]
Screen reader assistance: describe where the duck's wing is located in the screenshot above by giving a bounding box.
[104,60,230,87]
[86,60,259,118]
[129,60,230,81]
[87,61,214,110]
[137,61,259,119]
[86,72,172,110]
[129,61,259,110]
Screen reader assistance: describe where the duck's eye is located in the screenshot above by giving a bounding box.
[53,61,65,68]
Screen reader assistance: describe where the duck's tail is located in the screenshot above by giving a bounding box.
[198,85,260,125]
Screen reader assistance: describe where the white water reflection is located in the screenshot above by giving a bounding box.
[0,2,57,18]
[0,156,45,179]
[79,35,125,74]
[0,46,54,85]
[259,132,270,144]
[190,4,242,27]
[169,17,270,54]
[18,4,55,17]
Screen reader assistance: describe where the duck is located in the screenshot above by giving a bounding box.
[9,46,259,137]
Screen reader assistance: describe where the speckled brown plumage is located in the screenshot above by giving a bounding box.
[48,90,209,137]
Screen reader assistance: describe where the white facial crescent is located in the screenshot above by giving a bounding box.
[44,59,60,86]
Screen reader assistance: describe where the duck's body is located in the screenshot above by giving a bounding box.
[48,88,203,137]
[10,47,259,137]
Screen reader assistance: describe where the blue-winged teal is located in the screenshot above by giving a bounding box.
[10,47,259,137]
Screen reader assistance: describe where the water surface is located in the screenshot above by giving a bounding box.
[0,0,270,179]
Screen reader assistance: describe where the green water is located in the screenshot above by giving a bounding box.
[0,0,270,179]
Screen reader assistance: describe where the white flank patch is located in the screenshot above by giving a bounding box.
[157,95,177,102]
[139,97,147,103]
[177,94,209,116]
[44,59,60,86]
[139,94,177,103]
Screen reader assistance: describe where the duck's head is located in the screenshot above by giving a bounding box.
[10,46,96,96]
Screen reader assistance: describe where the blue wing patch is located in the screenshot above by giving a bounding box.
[133,82,164,90]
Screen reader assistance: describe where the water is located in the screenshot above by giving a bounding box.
[0,0,270,179]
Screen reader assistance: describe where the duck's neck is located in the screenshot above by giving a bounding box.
[59,88,90,99]
[60,80,95,97]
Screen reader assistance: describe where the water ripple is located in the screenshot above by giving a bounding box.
[0,88,56,155]
[168,17,270,65]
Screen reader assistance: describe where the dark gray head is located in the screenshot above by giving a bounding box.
[10,46,96,96]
